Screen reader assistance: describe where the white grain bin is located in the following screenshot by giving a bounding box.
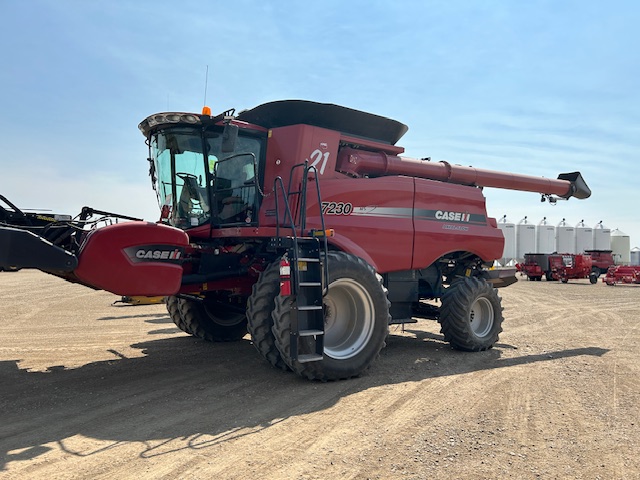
[631,247,640,266]
[592,221,611,250]
[516,216,536,261]
[497,215,516,266]
[611,229,631,265]
[536,217,556,254]
[575,219,594,253]
[556,218,575,254]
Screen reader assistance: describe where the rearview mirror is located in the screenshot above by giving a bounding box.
[222,124,238,153]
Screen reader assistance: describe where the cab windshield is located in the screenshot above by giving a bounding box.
[150,127,263,229]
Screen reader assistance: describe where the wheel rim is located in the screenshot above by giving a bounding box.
[469,296,494,338]
[322,278,375,360]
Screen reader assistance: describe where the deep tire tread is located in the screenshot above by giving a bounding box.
[178,298,248,342]
[272,252,390,381]
[439,276,503,352]
[166,295,195,335]
[246,261,290,371]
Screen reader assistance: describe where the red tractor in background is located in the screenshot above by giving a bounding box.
[548,253,598,284]
[0,100,591,380]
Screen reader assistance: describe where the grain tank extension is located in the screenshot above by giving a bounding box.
[0,100,591,381]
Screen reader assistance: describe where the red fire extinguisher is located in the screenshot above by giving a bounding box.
[279,255,292,296]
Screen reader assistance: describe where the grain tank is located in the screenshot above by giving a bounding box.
[556,218,575,254]
[592,221,611,251]
[575,220,594,253]
[611,229,631,265]
[497,215,516,266]
[516,216,536,261]
[536,217,556,254]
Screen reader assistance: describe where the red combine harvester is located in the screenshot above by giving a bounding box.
[603,265,640,285]
[0,100,591,380]
[518,253,553,281]
[584,249,615,276]
[549,253,598,284]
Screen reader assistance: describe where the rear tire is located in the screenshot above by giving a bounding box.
[439,277,503,351]
[178,294,248,342]
[272,252,390,381]
[246,260,289,370]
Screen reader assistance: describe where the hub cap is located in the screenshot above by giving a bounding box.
[322,278,374,360]
[469,297,494,338]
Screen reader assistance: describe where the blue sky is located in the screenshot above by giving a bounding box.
[1,1,639,247]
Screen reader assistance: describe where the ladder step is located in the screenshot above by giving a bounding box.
[299,282,322,287]
[297,353,323,363]
[297,257,320,262]
[299,329,324,337]
[297,305,323,311]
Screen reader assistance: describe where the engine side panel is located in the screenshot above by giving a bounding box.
[412,178,504,268]
[303,176,503,273]
[304,176,415,273]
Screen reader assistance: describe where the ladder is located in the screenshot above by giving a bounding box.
[287,237,324,363]
[272,162,329,363]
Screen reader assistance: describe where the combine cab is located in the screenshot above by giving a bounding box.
[1,100,592,380]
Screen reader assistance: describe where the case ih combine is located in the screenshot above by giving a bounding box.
[0,100,591,380]
[584,249,615,276]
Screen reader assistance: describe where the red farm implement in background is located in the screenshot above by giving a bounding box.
[603,265,640,285]
[549,253,598,284]
[518,253,553,281]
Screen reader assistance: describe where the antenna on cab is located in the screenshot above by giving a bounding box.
[202,65,211,116]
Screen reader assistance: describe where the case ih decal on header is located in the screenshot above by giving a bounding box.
[125,246,184,263]
[1,100,590,381]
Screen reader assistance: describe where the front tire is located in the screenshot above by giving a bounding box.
[178,294,248,342]
[272,252,390,381]
[439,277,503,352]
[166,295,195,335]
[589,272,598,284]
[246,260,289,370]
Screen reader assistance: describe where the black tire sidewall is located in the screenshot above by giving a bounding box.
[439,277,503,351]
[272,252,389,380]
[246,260,289,370]
[166,295,195,335]
[179,296,248,342]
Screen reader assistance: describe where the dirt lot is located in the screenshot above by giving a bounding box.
[0,270,638,479]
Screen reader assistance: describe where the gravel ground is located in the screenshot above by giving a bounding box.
[1,270,638,479]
